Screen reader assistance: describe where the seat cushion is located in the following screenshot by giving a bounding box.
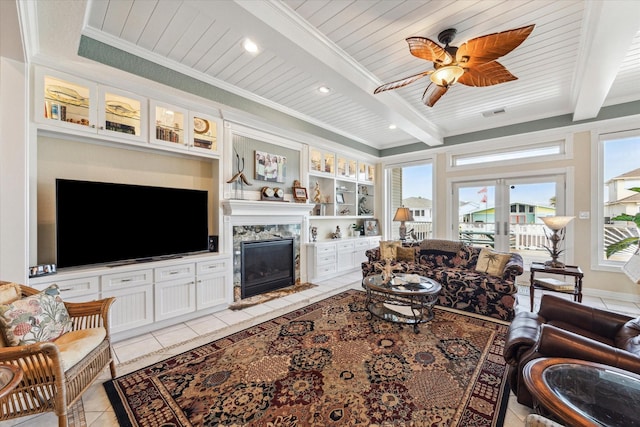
[54,327,107,371]
[0,284,73,346]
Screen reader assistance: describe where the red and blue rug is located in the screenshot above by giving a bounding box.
[105,289,510,426]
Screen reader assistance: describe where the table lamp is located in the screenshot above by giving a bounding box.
[540,216,575,268]
[393,206,414,240]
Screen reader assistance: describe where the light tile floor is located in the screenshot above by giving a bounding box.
[3,273,640,427]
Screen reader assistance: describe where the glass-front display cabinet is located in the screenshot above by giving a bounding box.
[150,100,187,149]
[99,87,147,142]
[37,69,96,132]
[310,148,336,176]
[189,112,220,156]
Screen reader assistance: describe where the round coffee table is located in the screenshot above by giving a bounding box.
[362,273,441,333]
[523,357,640,427]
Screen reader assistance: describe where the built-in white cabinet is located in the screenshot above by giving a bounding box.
[35,67,221,158]
[101,269,155,334]
[28,254,231,341]
[150,101,221,157]
[154,263,196,321]
[196,258,229,310]
[309,146,376,218]
[306,236,380,281]
[36,67,148,144]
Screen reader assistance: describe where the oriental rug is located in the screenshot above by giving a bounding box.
[104,290,510,426]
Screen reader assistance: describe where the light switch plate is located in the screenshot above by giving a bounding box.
[579,211,590,219]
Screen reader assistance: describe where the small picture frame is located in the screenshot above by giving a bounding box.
[293,186,308,202]
[364,219,379,236]
[336,193,345,204]
[29,263,57,278]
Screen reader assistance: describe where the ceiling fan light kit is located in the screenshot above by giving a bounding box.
[374,24,535,107]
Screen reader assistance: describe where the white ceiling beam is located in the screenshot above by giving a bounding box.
[572,1,640,121]
[234,0,443,146]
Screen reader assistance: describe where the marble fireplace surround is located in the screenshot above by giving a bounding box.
[222,200,312,301]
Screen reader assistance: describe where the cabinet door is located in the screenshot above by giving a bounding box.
[189,112,221,157]
[36,68,97,132]
[98,86,147,143]
[150,100,188,150]
[106,284,154,334]
[337,241,355,271]
[196,274,227,310]
[155,278,196,321]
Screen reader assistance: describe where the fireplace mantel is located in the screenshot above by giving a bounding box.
[222,200,313,217]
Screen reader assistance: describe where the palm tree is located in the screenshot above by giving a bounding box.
[606,187,640,258]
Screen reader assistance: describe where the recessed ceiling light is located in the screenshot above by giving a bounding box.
[318,86,331,94]
[243,38,259,54]
[388,124,397,130]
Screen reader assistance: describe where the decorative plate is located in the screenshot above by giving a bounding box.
[45,85,89,107]
[274,187,284,198]
[193,117,209,134]
[105,101,140,119]
[262,187,275,197]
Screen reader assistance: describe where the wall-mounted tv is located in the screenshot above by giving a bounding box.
[56,179,209,268]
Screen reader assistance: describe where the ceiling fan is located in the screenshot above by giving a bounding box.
[374,24,535,107]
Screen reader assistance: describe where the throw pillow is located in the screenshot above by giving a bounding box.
[475,248,511,277]
[0,284,73,346]
[396,246,416,262]
[379,240,402,260]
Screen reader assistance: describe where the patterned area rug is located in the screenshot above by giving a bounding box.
[105,290,510,426]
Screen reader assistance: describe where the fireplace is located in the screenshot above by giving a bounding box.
[241,238,295,299]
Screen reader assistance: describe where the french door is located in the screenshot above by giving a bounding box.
[452,174,566,265]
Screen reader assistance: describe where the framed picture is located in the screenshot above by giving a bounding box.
[364,219,379,236]
[255,150,286,183]
[28,263,56,278]
[293,186,308,202]
[336,193,345,204]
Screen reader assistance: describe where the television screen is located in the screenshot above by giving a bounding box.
[56,179,209,268]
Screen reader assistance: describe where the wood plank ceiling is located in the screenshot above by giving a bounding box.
[31,0,640,150]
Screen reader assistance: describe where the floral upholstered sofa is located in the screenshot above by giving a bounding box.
[361,239,524,321]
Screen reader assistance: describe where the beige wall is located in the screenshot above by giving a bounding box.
[431,130,639,299]
[36,136,216,264]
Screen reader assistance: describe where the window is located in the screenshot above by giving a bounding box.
[386,162,433,240]
[450,141,564,168]
[598,130,640,265]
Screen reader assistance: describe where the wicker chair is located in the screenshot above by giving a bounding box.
[0,283,115,427]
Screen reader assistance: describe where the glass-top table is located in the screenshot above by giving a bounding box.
[523,357,640,427]
[362,273,441,333]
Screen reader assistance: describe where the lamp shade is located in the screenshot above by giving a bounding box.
[540,216,575,231]
[393,207,414,222]
[430,65,464,87]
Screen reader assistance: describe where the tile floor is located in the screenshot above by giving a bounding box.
[3,272,640,427]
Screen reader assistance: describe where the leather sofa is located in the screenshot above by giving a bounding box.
[504,294,640,407]
[361,239,523,321]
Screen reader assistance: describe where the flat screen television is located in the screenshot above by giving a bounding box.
[56,179,209,268]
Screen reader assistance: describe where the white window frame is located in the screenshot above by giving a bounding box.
[383,158,435,240]
[591,127,640,271]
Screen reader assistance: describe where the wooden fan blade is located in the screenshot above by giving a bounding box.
[457,61,517,87]
[456,24,534,68]
[422,83,448,107]
[406,37,452,64]
[374,70,433,94]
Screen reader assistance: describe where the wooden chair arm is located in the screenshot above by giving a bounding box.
[65,297,115,334]
[0,341,64,378]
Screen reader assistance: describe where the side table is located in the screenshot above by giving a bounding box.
[0,364,23,400]
[523,357,640,427]
[529,262,583,311]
